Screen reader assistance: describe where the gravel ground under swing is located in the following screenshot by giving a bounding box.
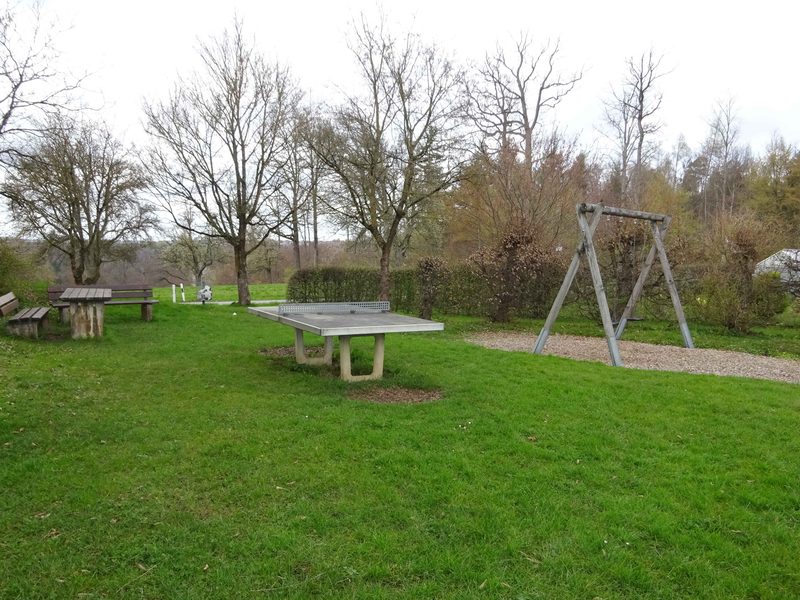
[466,331,800,385]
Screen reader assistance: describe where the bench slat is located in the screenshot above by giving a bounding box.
[8,306,50,322]
[0,291,15,307]
[1,297,19,316]
[9,307,33,321]
[48,284,153,292]
[111,291,154,299]
[106,300,159,306]
[31,307,50,320]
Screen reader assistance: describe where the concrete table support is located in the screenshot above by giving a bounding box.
[294,329,334,366]
[339,334,385,381]
[60,288,112,339]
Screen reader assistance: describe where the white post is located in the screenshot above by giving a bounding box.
[172,285,176,303]
[180,283,185,302]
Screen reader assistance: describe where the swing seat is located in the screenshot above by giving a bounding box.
[612,317,643,327]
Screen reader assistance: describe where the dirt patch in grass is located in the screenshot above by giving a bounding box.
[258,345,323,357]
[348,387,443,404]
[467,331,800,385]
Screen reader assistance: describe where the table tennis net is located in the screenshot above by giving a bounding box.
[279,301,391,315]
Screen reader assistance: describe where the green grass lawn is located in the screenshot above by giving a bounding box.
[2,302,799,599]
[153,283,287,303]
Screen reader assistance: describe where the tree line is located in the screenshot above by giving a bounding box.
[0,4,797,312]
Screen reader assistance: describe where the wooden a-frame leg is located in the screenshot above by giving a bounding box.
[533,205,605,355]
[294,329,334,365]
[339,334,385,382]
[58,306,70,324]
[578,210,623,367]
[650,222,694,349]
[615,217,671,340]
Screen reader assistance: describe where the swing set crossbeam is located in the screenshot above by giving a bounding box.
[580,202,667,222]
[532,203,694,367]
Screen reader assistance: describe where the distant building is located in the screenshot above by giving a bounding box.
[755,249,800,283]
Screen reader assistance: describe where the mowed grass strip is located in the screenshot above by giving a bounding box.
[153,283,287,303]
[1,301,799,599]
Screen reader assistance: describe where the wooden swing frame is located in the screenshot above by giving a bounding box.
[533,202,694,367]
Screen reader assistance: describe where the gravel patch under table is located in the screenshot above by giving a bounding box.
[466,331,800,385]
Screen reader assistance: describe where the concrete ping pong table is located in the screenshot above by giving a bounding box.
[248,302,444,381]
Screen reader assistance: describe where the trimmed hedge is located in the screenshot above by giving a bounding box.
[287,262,564,320]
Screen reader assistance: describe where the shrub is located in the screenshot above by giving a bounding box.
[0,239,49,306]
[749,273,790,323]
[690,213,786,331]
[467,227,558,322]
[417,257,450,320]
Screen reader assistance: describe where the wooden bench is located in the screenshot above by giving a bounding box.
[47,284,158,323]
[1,292,50,339]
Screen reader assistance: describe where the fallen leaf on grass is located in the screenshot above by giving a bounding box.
[528,437,536,442]
[478,580,486,589]
[110,519,117,523]
[520,551,540,564]
[136,563,147,571]
[203,564,209,571]
[276,486,286,490]
[35,513,50,519]
[44,529,60,539]
[730,530,744,534]
[286,482,295,486]
[501,582,510,588]
[56,579,65,583]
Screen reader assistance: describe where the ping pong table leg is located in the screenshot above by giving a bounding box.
[294,329,333,366]
[339,334,385,381]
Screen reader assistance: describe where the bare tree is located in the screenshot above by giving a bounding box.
[464,34,582,242]
[276,107,323,269]
[468,34,582,172]
[600,83,637,204]
[0,1,83,158]
[707,96,742,213]
[0,113,154,284]
[160,210,226,293]
[143,20,299,305]
[310,15,467,300]
[621,49,668,205]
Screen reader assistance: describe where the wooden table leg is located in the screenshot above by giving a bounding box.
[69,300,105,339]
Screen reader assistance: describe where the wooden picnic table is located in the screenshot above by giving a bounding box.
[59,287,112,338]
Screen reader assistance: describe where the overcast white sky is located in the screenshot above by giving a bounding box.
[2,0,795,239]
[44,0,799,154]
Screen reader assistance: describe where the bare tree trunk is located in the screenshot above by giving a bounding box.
[83,246,102,284]
[378,244,392,301]
[233,244,251,306]
[312,184,319,268]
